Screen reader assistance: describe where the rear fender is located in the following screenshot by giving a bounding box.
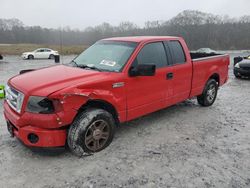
[206,65,219,83]
[195,66,219,96]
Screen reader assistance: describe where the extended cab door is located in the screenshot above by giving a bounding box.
[126,42,173,121]
[164,40,192,104]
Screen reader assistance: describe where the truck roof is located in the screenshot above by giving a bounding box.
[102,36,180,43]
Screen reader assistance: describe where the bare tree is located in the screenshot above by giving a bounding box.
[0,10,250,50]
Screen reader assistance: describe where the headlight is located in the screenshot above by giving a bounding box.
[26,96,55,114]
[5,84,24,113]
[16,92,24,113]
[235,63,240,68]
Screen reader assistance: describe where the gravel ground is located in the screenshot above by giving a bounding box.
[0,53,250,188]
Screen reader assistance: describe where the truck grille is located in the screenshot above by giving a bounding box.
[5,85,24,113]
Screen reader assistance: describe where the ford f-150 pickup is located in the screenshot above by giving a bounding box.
[3,36,229,156]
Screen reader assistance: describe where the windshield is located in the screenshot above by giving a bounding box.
[71,41,137,72]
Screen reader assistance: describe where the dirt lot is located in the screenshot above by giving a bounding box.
[0,53,250,188]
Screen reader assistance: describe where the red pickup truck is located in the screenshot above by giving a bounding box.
[4,36,229,156]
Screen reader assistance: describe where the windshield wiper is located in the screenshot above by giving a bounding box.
[77,64,102,72]
[69,61,101,71]
[70,60,78,67]
[69,61,104,72]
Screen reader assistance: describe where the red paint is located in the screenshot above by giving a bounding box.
[4,36,229,148]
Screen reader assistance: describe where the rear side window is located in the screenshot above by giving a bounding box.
[136,42,168,68]
[168,41,186,64]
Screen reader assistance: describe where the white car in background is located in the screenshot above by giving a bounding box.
[21,48,59,59]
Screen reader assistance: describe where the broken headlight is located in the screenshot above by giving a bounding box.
[26,96,55,114]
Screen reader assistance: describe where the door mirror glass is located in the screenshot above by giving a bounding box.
[129,64,156,77]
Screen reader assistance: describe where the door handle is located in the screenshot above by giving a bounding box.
[166,72,174,80]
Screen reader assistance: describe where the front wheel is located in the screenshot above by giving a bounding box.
[197,79,218,107]
[28,55,34,59]
[67,108,116,157]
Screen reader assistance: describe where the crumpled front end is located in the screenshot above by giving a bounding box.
[4,100,67,147]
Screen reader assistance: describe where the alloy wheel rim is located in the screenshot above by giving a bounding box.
[85,120,110,152]
[207,84,216,103]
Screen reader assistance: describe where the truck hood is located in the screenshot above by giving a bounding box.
[9,65,109,96]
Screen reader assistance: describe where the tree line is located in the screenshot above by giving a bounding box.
[1,10,250,50]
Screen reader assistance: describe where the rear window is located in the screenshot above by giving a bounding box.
[168,41,186,64]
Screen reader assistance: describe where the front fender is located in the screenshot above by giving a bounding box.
[49,90,92,112]
[59,90,123,111]
[50,87,126,120]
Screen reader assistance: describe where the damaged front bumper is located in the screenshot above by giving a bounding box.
[4,101,67,147]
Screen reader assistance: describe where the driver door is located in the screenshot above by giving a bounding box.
[126,42,173,121]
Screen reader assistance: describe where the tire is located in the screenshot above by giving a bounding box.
[197,79,218,107]
[28,55,34,59]
[49,54,55,59]
[67,108,116,157]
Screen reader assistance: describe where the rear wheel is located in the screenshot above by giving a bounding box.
[67,108,115,157]
[197,79,218,107]
[49,54,55,59]
[28,55,34,59]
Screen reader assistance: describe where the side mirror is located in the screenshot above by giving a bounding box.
[129,64,156,77]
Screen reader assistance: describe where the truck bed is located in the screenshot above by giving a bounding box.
[189,52,230,98]
[190,52,222,60]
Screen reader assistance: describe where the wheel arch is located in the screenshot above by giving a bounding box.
[77,99,120,125]
[208,73,220,86]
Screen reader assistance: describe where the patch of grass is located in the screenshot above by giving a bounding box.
[0,44,88,55]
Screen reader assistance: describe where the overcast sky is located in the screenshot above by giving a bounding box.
[1,0,250,29]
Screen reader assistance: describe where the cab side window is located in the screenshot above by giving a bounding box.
[168,41,186,64]
[136,42,168,68]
